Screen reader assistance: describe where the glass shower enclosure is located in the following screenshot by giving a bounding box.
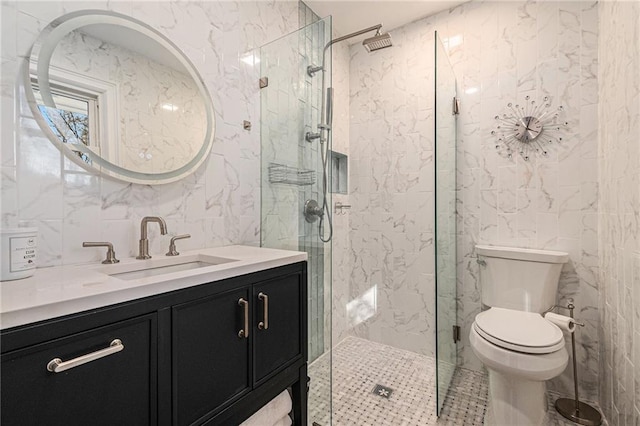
[259,16,333,425]
[259,20,458,423]
[434,31,458,414]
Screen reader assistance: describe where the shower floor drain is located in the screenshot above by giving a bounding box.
[372,384,393,399]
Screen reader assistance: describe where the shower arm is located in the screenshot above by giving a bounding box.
[309,24,383,76]
[312,24,383,134]
[324,24,382,52]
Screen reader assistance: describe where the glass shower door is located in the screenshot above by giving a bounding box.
[434,31,458,415]
[259,16,332,426]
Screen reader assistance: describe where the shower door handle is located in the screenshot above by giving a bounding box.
[258,292,269,330]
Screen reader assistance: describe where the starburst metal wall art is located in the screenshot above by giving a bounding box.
[491,96,568,161]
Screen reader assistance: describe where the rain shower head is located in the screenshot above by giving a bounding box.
[363,31,393,52]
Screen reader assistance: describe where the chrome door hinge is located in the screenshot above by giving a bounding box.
[453,325,461,343]
[453,97,460,115]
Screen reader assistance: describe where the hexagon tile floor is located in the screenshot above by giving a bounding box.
[307,336,604,426]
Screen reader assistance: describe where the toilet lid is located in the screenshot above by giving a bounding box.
[474,308,564,354]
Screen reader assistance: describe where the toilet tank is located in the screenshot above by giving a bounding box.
[476,245,569,313]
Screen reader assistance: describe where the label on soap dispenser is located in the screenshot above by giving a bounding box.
[9,236,37,272]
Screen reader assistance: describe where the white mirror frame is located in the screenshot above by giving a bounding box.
[24,9,215,185]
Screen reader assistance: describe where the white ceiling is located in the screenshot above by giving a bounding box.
[305,0,468,43]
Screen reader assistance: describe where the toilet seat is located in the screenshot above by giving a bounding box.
[474,307,564,354]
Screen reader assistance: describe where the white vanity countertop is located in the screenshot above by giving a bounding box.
[0,245,307,330]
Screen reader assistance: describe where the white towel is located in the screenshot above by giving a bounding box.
[239,390,292,426]
[272,414,292,426]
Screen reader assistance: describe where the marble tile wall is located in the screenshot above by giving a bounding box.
[597,1,640,424]
[440,0,599,402]
[348,17,437,357]
[0,1,299,266]
[345,0,600,400]
[432,1,601,402]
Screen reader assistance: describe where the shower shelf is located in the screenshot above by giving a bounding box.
[268,163,316,186]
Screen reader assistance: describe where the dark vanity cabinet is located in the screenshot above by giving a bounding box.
[173,288,252,426]
[0,262,307,426]
[253,274,301,384]
[1,315,157,425]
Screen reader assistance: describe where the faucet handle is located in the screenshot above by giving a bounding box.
[166,234,191,256]
[83,242,120,264]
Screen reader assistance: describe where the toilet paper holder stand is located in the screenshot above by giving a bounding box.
[544,303,585,327]
[546,302,602,426]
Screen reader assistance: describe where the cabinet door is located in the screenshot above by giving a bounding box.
[253,273,302,384]
[1,315,156,426]
[172,287,251,426]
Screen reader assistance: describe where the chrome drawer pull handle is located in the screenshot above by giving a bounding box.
[238,298,249,338]
[46,339,124,373]
[258,292,269,330]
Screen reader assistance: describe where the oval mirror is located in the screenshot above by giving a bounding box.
[25,10,215,184]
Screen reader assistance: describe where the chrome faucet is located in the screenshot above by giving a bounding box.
[137,216,168,259]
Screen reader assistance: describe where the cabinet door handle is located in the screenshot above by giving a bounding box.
[238,298,249,338]
[46,339,124,373]
[258,292,269,330]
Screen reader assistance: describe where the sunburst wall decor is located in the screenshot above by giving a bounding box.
[491,96,568,161]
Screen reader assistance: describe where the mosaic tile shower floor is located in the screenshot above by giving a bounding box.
[308,336,590,426]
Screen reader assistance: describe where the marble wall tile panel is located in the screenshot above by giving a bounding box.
[347,14,438,358]
[438,0,600,401]
[339,0,601,401]
[597,1,640,424]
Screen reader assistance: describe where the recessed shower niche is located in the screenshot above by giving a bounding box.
[330,150,348,194]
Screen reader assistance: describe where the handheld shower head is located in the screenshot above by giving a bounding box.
[363,31,393,52]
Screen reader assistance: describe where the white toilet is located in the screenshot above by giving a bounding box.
[469,245,570,426]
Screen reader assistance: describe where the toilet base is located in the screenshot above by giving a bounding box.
[484,369,549,426]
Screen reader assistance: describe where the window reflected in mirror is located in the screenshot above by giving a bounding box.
[33,82,97,164]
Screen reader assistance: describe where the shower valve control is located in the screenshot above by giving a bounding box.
[304,199,324,223]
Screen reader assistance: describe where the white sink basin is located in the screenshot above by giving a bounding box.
[100,254,238,281]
